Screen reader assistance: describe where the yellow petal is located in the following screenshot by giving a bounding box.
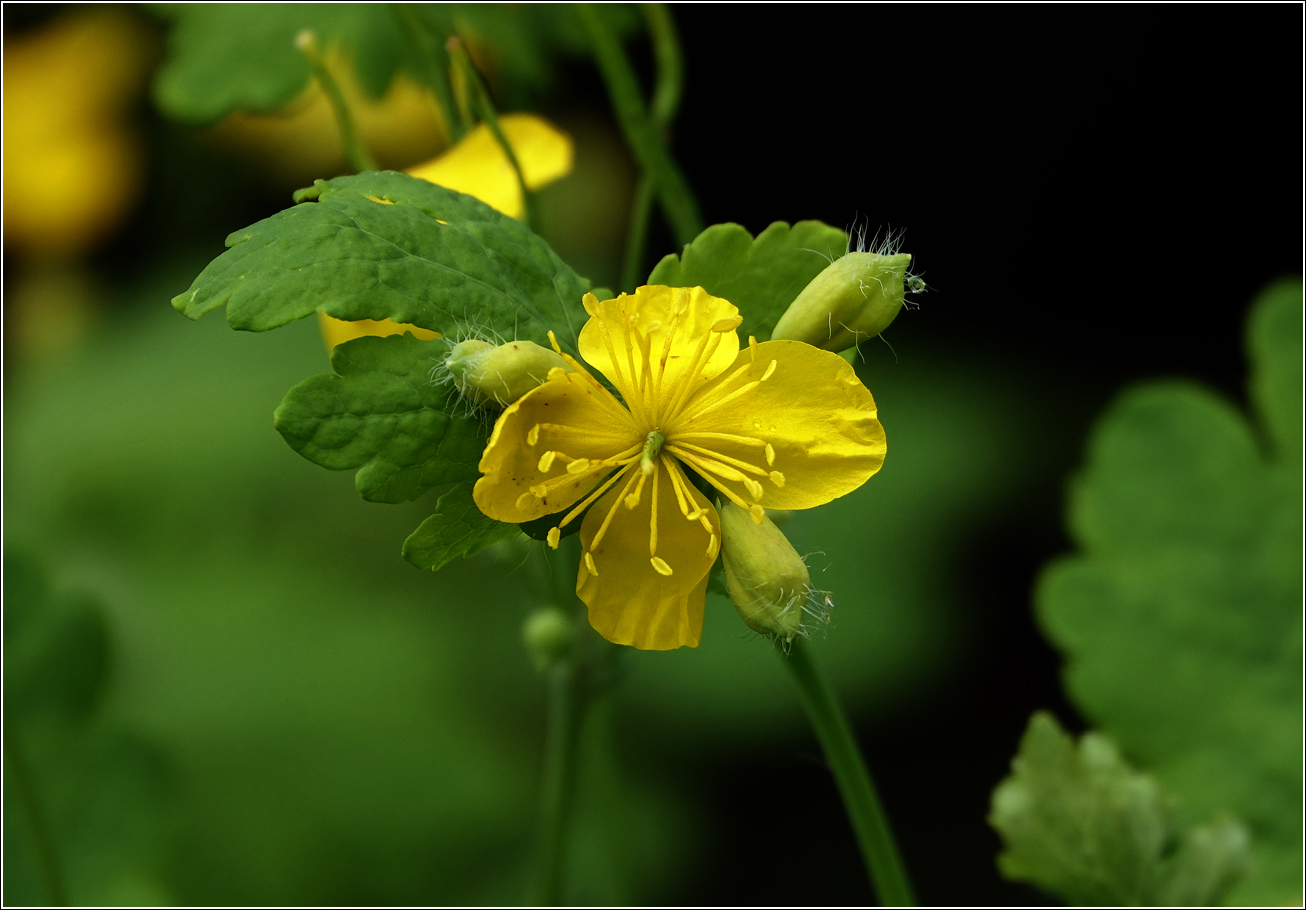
[577,458,719,650]
[407,113,573,219]
[317,312,440,352]
[669,340,885,510]
[578,286,741,424]
[473,371,641,523]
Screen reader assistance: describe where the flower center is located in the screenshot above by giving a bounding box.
[640,430,665,476]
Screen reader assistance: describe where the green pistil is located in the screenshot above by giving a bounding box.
[640,430,666,475]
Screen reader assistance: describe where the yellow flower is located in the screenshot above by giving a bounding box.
[473,286,886,650]
[319,113,573,352]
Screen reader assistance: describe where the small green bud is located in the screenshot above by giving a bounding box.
[522,606,575,672]
[771,252,911,352]
[719,502,811,642]
[445,338,567,408]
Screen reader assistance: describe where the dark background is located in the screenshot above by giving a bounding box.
[664,6,1301,905]
[4,4,1301,906]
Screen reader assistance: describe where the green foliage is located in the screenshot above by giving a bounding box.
[3,552,171,906]
[4,551,109,720]
[403,482,520,571]
[1034,281,1303,904]
[173,172,593,354]
[647,221,848,342]
[150,3,641,125]
[152,4,408,124]
[274,332,486,504]
[991,712,1249,906]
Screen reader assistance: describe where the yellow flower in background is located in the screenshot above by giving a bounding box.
[473,286,886,650]
[320,113,574,352]
[407,114,573,221]
[2,7,152,255]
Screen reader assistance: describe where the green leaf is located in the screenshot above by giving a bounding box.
[647,221,848,342]
[273,333,487,504]
[402,483,519,572]
[3,550,110,720]
[151,4,409,124]
[173,172,592,355]
[1036,281,1303,904]
[990,712,1249,906]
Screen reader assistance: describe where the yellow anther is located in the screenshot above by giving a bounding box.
[743,477,765,500]
[567,459,592,475]
[584,551,599,576]
[546,329,562,355]
[547,366,568,381]
[527,425,541,446]
[769,471,786,488]
[765,442,776,466]
[761,360,778,381]
[530,483,549,499]
[650,556,674,576]
[537,451,557,472]
[711,314,743,332]
[749,504,765,524]
[706,533,719,559]
[646,320,663,332]
[546,526,560,549]
[516,492,537,511]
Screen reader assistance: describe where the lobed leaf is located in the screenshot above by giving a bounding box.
[647,221,848,342]
[151,4,408,124]
[273,333,487,504]
[402,483,519,572]
[991,712,1249,906]
[1035,281,1303,904]
[173,172,592,355]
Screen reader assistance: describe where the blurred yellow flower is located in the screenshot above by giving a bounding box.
[472,286,886,650]
[2,7,152,255]
[320,113,574,352]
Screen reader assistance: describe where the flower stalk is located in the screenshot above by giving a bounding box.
[446,37,537,229]
[576,3,703,248]
[389,3,466,143]
[4,719,67,906]
[294,30,377,174]
[782,639,915,906]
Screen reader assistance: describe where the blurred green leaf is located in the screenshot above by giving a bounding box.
[403,482,519,571]
[151,4,407,124]
[274,333,485,504]
[151,3,639,125]
[647,221,848,341]
[1036,280,1303,904]
[3,551,110,720]
[173,172,592,355]
[991,712,1249,906]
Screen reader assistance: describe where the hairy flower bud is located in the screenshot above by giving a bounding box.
[445,338,567,408]
[771,252,911,352]
[719,502,811,642]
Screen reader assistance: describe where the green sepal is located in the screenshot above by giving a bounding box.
[173,172,591,355]
[273,333,486,504]
[647,221,848,342]
[990,712,1250,906]
[1036,281,1303,904]
[401,483,519,572]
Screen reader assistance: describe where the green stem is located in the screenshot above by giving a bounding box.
[619,4,684,292]
[621,175,656,293]
[4,720,66,905]
[782,639,915,906]
[295,30,376,173]
[447,37,536,229]
[576,3,703,248]
[389,4,465,143]
[532,660,585,906]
